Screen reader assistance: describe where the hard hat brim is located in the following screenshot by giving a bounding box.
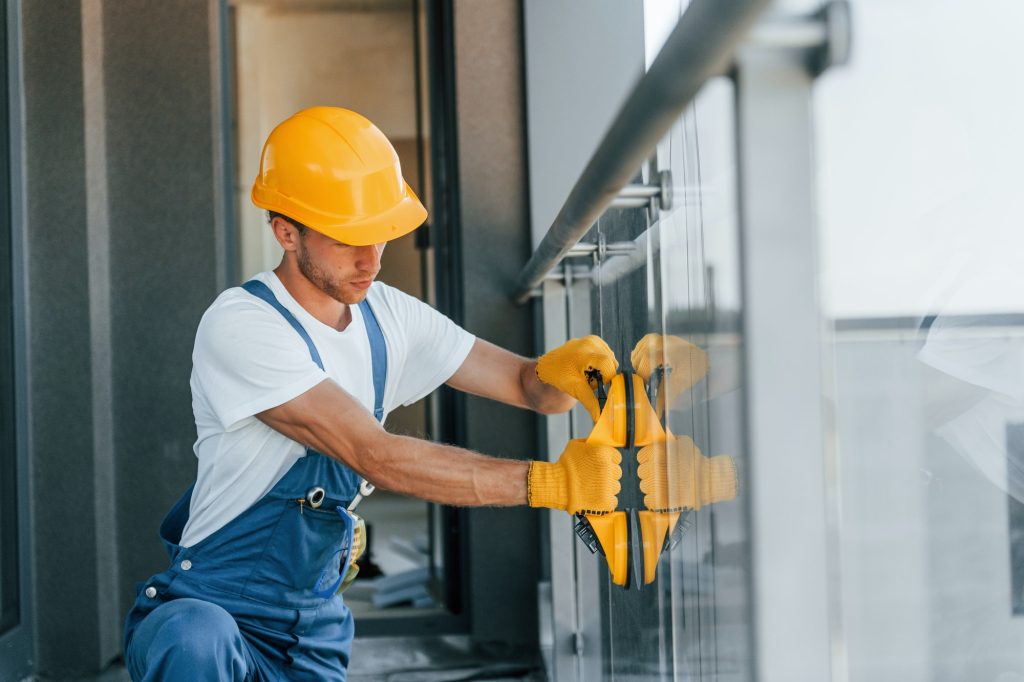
[252,182,428,246]
[312,182,428,246]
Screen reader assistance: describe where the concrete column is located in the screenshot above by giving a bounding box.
[100,0,226,615]
[451,0,539,649]
[20,1,111,674]
[19,0,228,674]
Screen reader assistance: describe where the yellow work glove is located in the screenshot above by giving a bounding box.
[338,511,366,593]
[528,439,622,515]
[631,333,709,416]
[637,436,737,511]
[536,335,619,422]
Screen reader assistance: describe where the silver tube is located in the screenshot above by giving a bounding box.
[512,0,771,304]
[746,19,828,49]
[609,197,654,209]
[617,184,661,198]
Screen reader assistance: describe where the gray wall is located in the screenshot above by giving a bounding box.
[21,3,102,673]
[451,0,539,649]
[103,0,228,624]
[522,0,644,244]
[19,0,228,675]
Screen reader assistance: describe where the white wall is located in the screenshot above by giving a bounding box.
[522,0,645,245]
[835,329,1024,681]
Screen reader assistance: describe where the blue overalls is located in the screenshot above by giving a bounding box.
[124,280,387,681]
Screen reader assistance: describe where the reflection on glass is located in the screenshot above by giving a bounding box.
[562,77,751,680]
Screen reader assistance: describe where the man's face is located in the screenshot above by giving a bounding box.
[294,226,386,305]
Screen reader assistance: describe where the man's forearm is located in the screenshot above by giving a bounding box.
[358,433,529,506]
[258,379,532,507]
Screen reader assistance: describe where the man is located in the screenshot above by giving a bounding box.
[122,107,624,681]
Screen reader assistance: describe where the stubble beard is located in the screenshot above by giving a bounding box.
[296,242,367,305]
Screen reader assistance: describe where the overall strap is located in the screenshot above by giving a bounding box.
[357,299,388,422]
[242,280,324,370]
[241,279,387,422]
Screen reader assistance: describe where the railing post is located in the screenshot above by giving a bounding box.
[734,3,851,680]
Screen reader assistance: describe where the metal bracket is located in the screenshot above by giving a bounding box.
[573,632,585,657]
[811,0,852,77]
[541,264,592,282]
[610,169,673,211]
[561,241,637,260]
[744,0,851,77]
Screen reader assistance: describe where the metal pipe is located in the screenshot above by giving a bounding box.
[610,197,654,209]
[513,0,771,304]
[746,18,828,50]
[617,184,661,198]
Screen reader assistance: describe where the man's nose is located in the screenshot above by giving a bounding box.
[356,243,385,273]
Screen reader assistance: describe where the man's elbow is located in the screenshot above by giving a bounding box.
[348,429,400,483]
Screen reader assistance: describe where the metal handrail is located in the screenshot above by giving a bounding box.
[512,0,771,303]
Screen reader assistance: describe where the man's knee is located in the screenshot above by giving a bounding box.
[127,599,248,681]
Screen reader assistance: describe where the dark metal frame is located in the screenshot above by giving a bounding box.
[0,0,34,677]
[0,0,15,640]
[421,0,470,629]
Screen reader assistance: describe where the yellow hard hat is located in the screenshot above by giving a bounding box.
[251,107,427,246]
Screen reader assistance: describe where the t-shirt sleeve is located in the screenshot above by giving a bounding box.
[388,291,476,407]
[192,297,328,431]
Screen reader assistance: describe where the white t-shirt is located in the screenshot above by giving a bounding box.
[180,271,476,547]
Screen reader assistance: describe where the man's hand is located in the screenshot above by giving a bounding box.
[631,334,709,415]
[528,439,622,515]
[536,336,618,422]
[637,436,737,511]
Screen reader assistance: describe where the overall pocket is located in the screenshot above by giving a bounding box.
[242,498,353,603]
[312,507,355,598]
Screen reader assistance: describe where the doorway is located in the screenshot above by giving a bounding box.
[228,0,464,635]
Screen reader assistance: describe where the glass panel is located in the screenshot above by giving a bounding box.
[0,0,21,637]
[542,4,754,678]
[816,1,1024,679]
[659,79,750,682]
[563,74,751,679]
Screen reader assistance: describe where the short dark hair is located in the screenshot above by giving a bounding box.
[267,211,307,235]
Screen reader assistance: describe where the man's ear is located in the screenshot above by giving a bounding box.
[270,216,301,252]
